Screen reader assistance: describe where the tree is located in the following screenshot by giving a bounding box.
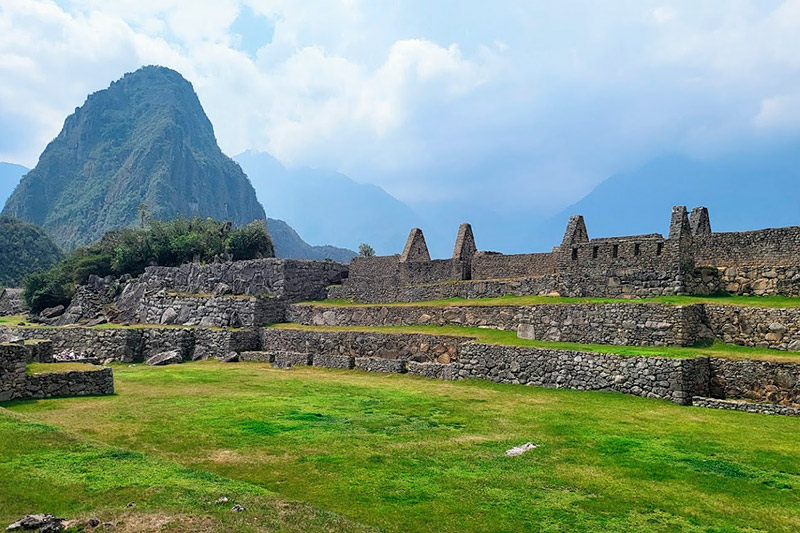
[137,202,150,227]
[358,243,376,257]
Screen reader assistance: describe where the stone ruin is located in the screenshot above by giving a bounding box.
[331,205,800,302]
[2,205,800,416]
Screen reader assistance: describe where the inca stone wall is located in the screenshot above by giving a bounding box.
[331,207,800,303]
[693,227,800,267]
[135,258,348,300]
[708,357,800,406]
[194,328,261,360]
[288,303,705,347]
[24,367,114,399]
[127,292,286,327]
[454,343,709,405]
[0,326,144,362]
[470,252,556,280]
[712,266,800,297]
[691,397,800,417]
[260,328,469,364]
[0,343,113,401]
[704,305,800,351]
[0,325,260,363]
[0,288,28,315]
[0,344,27,401]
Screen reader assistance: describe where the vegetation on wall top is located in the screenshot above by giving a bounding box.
[23,217,273,312]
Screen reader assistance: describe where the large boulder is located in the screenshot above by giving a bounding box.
[146,350,183,366]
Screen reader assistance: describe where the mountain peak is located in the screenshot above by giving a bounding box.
[2,66,265,250]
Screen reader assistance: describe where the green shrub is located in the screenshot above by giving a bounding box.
[23,217,273,312]
[358,243,375,257]
[227,220,274,260]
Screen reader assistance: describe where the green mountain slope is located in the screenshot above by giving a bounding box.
[0,216,63,286]
[2,66,265,250]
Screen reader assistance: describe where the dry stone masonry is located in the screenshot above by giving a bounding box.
[4,204,800,417]
[0,343,113,401]
[331,206,800,302]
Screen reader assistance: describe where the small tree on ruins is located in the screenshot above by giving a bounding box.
[358,243,376,257]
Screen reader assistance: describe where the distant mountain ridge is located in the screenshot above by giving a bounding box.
[268,218,355,262]
[3,66,265,250]
[544,147,800,243]
[235,150,420,255]
[0,162,28,209]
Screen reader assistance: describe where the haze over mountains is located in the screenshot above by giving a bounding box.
[540,145,800,251]
[0,163,27,210]
[235,150,420,255]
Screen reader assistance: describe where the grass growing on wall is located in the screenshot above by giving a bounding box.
[270,323,800,362]
[26,362,104,375]
[3,362,800,532]
[309,293,800,308]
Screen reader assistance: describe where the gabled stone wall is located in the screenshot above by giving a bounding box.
[331,207,800,303]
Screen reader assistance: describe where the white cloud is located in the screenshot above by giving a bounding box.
[1,0,799,214]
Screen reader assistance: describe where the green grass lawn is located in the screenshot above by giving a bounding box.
[26,362,104,374]
[310,293,800,308]
[3,361,800,532]
[271,323,800,362]
[0,410,369,532]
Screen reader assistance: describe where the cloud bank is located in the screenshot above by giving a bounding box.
[1,0,799,216]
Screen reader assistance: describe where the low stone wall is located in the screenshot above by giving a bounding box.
[704,305,800,352]
[260,328,469,363]
[408,361,455,380]
[454,343,709,405]
[691,397,800,417]
[328,270,715,303]
[289,303,704,347]
[355,357,407,373]
[131,292,286,327]
[0,325,260,363]
[709,357,800,406]
[327,276,558,303]
[1,343,114,401]
[24,367,114,399]
[0,326,144,363]
[141,329,196,361]
[0,344,27,401]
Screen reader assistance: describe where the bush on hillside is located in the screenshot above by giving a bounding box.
[23,217,273,312]
[0,216,63,287]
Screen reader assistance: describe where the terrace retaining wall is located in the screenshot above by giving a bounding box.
[260,328,470,363]
[453,343,709,405]
[289,303,705,347]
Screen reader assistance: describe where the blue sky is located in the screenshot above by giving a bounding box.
[1,0,799,217]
